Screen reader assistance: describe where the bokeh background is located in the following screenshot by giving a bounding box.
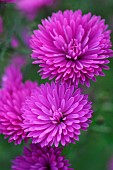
[0,0,113,169]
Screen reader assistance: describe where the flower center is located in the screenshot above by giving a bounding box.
[50,108,65,124]
[66,39,82,60]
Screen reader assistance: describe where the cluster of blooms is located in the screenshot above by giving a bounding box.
[0,58,93,169]
[0,4,113,169]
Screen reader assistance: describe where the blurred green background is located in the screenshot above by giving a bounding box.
[0,0,113,169]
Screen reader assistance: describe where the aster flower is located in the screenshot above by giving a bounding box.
[15,0,54,20]
[22,82,93,147]
[30,10,113,87]
[11,144,73,170]
[0,60,37,144]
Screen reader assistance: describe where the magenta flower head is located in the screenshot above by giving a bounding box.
[30,10,113,87]
[15,0,54,20]
[22,82,93,147]
[11,144,73,170]
[0,59,37,144]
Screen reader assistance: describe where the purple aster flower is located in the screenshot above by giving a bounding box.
[0,61,37,144]
[22,82,93,147]
[11,144,73,170]
[15,0,54,20]
[30,10,113,87]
